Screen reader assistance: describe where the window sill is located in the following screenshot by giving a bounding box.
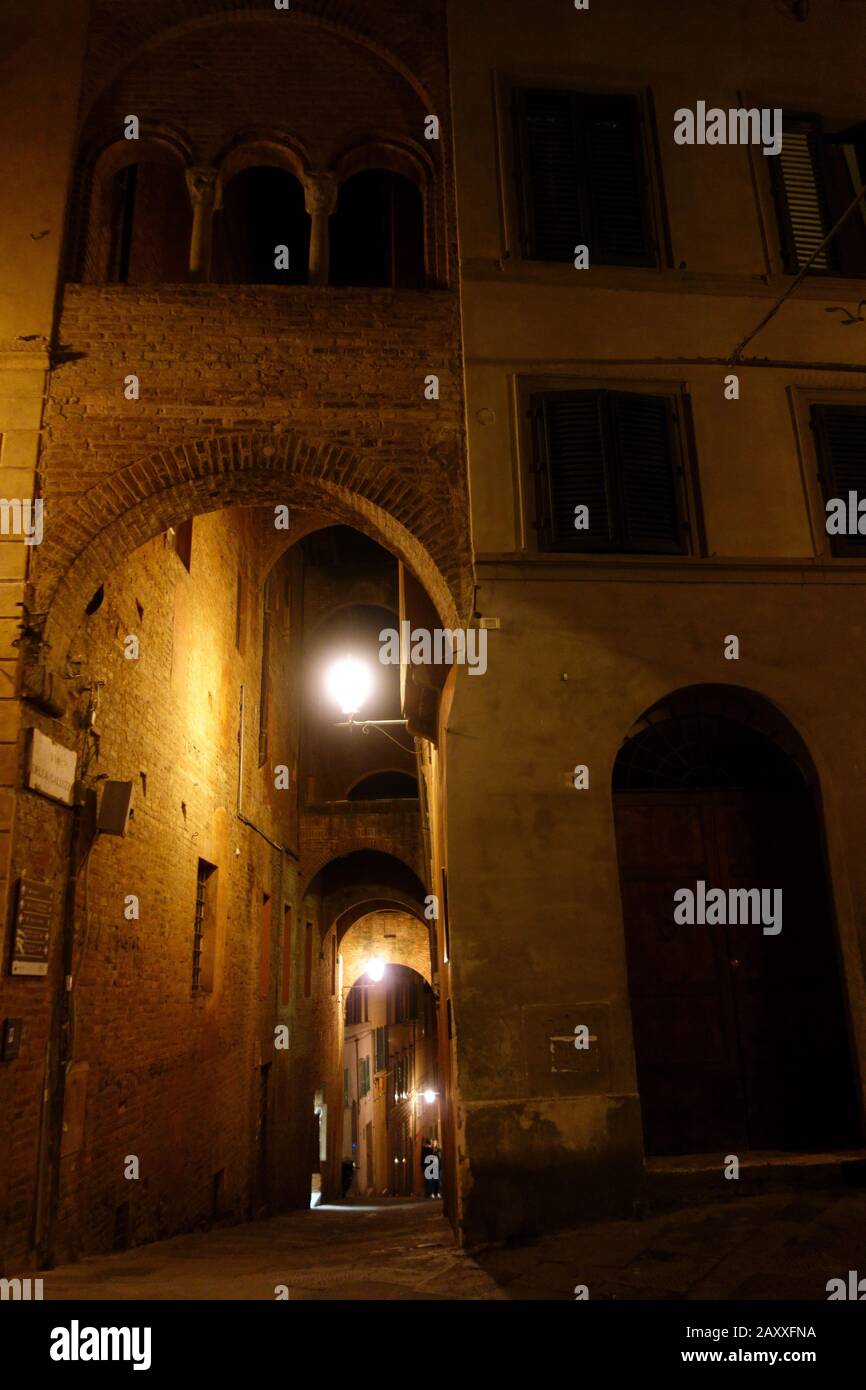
[460,257,866,302]
[474,551,866,582]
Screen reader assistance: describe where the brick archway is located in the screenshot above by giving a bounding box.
[341,910,431,990]
[32,429,466,670]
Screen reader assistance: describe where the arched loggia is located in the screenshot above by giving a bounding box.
[212,165,311,283]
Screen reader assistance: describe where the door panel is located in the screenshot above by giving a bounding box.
[713,791,859,1150]
[616,794,747,1154]
[616,787,860,1155]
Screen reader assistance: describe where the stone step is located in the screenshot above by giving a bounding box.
[641,1149,866,1214]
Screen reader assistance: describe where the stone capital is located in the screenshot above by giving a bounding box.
[185,166,222,211]
[303,172,339,218]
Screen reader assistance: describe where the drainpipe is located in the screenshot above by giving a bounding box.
[39,787,85,1268]
[237,684,297,859]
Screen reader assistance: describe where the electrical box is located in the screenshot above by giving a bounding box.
[97,780,134,836]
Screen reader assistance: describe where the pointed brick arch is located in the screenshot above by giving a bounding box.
[34,429,466,670]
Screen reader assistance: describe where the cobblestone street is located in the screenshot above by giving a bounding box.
[39,1188,866,1301]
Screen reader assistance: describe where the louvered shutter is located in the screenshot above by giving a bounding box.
[771,118,835,273]
[516,89,655,266]
[610,392,685,553]
[532,390,686,554]
[812,404,866,555]
[585,95,654,265]
[532,392,613,550]
[517,89,584,261]
[823,138,866,275]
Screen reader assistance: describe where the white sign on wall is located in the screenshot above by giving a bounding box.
[27,728,77,805]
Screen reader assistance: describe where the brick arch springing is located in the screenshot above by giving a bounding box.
[34,429,467,671]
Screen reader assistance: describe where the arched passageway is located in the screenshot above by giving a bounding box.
[613,685,861,1157]
[301,851,437,1210]
[340,920,438,1201]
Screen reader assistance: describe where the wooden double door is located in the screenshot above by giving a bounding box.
[615,788,860,1155]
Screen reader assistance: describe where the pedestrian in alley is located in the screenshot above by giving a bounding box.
[421,1137,436,1198]
[430,1141,442,1199]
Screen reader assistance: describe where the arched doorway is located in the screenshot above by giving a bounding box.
[613,685,861,1156]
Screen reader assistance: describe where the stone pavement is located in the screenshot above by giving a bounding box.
[38,1188,866,1301]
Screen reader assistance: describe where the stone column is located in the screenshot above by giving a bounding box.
[185,167,222,283]
[303,173,338,286]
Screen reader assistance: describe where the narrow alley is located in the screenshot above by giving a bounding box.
[38,1187,866,1302]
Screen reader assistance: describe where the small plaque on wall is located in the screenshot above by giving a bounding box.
[10,877,53,976]
[26,728,76,805]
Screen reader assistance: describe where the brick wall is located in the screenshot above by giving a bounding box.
[0,511,309,1263]
[0,0,463,1268]
[33,284,469,658]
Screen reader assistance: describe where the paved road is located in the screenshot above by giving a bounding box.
[37,1188,866,1300]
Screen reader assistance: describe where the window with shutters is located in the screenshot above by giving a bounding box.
[514,88,656,266]
[770,115,866,276]
[358,1056,371,1098]
[529,388,690,555]
[812,403,866,555]
[192,859,217,995]
[375,1024,389,1074]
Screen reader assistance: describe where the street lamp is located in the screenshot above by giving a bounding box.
[324,655,373,717]
[365,956,386,983]
[323,653,410,746]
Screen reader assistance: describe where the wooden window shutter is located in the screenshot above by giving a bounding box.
[609,392,685,553]
[516,88,583,261]
[771,117,835,273]
[584,94,654,265]
[531,391,613,550]
[811,404,866,555]
[532,389,686,554]
[516,88,654,265]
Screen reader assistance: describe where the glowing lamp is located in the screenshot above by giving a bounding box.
[325,656,372,716]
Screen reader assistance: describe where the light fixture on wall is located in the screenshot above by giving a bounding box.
[364,956,386,982]
[325,655,373,716]
[323,654,410,749]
